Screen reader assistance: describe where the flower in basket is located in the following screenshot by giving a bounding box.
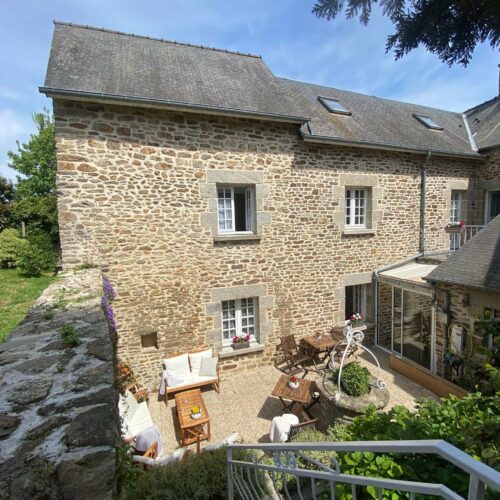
[191,405,201,415]
[288,375,299,389]
[445,220,465,230]
[233,333,251,344]
[349,313,364,327]
[290,376,298,383]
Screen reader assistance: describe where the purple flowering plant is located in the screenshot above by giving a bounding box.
[102,277,117,333]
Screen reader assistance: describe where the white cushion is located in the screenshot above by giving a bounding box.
[119,390,139,420]
[128,401,154,436]
[191,374,217,385]
[132,447,187,466]
[189,349,212,377]
[164,354,191,386]
[199,356,218,377]
[166,372,194,388]
[204,432,239,452]
[156,447,187,465]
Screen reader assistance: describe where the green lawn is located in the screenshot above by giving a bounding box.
[0,269,54,342]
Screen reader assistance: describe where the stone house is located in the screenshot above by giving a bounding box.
[41,22,500,389]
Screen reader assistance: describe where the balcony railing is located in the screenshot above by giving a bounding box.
[449,225,485,251]
[227,439,500,499]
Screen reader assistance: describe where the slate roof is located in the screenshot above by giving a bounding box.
[42,21,482,158]
[42,22,307,123]
[425,215,500,291]
[280,78,478,157]
[465,96,500,151]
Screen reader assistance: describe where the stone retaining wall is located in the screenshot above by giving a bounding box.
[0,269,118,499]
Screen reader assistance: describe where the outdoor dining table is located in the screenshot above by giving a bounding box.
[271,374,320,419]
[301,332,338,371]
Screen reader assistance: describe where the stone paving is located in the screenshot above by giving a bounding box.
[148,346,439,455]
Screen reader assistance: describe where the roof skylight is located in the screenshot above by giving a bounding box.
[318,96,351,115]
[413,114,443,130]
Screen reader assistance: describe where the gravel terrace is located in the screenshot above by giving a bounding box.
[148,346,439,455]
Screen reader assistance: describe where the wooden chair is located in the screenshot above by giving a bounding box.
[143,441,159,459]
[278,335,310,376]
[287,418,318,442]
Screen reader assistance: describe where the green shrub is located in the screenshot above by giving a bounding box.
[119,448,255,500]
[0,228,28,268]
[15,230,56,277]
[336,362,370,396]
[59,324,80,347]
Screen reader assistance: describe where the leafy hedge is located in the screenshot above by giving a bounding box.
[118,447,256,500]
[292,393,500,499]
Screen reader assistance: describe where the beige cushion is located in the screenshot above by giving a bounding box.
[189,349,212,377]
[164,354,191,387]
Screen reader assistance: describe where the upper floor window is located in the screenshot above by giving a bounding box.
[345,188,368,228]
[217,186,254,233]
[221,298,256,346]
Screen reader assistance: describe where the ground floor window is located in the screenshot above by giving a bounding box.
[221,298,256,346]
[377,283,434,371]
[345,284,373,322]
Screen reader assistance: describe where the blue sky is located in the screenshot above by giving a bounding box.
[1,0,498,180]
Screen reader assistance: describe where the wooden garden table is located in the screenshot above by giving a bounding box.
[271,374,320,419]
[175,389,211,453]
[301,333,337,371]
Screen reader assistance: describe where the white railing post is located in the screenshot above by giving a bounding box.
[227,447,234,500]
[468,475,485,500]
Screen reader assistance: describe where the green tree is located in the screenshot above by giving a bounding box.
[0,176,15,231]
[312,0,500,66]
[7,110,58,242]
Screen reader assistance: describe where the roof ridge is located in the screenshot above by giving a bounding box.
[464,95,500,115]
[278,76,463,116]
[53,20,262,59]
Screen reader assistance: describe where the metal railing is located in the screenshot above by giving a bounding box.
[449,225,484,250]
[227,439,500,500]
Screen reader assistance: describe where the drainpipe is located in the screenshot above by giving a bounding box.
[419,151,432,253]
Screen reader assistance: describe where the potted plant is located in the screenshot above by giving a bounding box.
[233,333,251,349]
[444,220,465,233]
[348,313,364,328]
[288,375,299,390]
[191,405,202,420]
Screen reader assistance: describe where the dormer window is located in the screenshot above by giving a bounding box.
[413,114,442,130]
[318,96,351,116]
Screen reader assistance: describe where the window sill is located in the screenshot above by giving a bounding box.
[219,342,265,359]
[342,228,375,236]
[214,234,262,243]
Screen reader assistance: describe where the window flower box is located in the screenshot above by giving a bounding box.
[232,341,250,350]
[232,334,251,350]
[444,221,465,233]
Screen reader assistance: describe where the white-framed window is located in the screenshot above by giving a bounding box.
[221,298,256,346]
[450,191,462,251]
[485,190,500,224]
[217,186,254,233]
[345,284,366,319]
[345,188,367,228]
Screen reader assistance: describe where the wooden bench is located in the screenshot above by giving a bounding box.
[160,346,220,397]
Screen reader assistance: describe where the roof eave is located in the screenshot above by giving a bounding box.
[40,87,309,125]
[424,276,500,293]
[301,132,484,160]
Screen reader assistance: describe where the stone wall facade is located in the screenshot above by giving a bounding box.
[0,269,118,499]
[434,282,499,378]
[53,99,479,389]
